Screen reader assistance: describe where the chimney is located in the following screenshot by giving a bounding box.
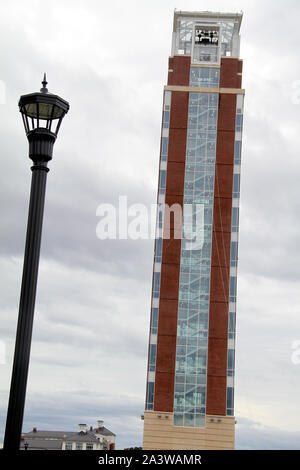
[33,427,37,433]
[78,423,87,433]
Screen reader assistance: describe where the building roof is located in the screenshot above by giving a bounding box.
[173,10,243,32]
[23,430,100,443]
[94,426,116,437]
[20,438,63,450]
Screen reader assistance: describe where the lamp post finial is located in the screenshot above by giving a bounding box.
[40,73,48,93]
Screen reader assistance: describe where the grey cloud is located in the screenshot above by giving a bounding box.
[236,417,300,450]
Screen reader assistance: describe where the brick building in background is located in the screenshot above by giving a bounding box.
[143,10,245,450]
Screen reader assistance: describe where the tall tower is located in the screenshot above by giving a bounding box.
[143,11,244,450]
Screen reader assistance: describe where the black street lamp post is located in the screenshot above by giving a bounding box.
[3,76,69,451]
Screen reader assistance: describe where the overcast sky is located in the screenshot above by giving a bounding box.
[0,0,300,450]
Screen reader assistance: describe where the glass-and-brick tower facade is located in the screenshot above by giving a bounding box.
[143,11,244,450]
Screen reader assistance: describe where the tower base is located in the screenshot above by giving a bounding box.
[142,411,235,450]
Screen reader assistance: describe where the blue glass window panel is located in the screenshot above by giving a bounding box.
[228,311,235,333]
[149,344,157,366]
[227,386,234,410]
[146,381,154,406]
[174,414,184,426]
[188,116,198,128]
[234,141,241,163]
[159,169,166,190]
[186,139,197,151]
[175,374,185,384]
[200,68,209,79]
[198,93,209,107]
[176,344,186,356]
[189,68,220,88]
[227,349,235,371]
[161,137,168,156]
[155,237,162,258]
[236,114,242,126]
[184,413,195,427]
[190,92,199,100]
[163,110,170,124]
[232,207,239,227]
[209,93,218,107]
[177,337,187,347]
[175,383,185,393]
[190,68,199,82]
[161,153,167,163]
[158,204,164,228]
[233,173,240,196]
[195,414,206,427]
[210,69,220,86]
[196,374,207,385]
[208,107,218,121]
[230,241,238,262]
[153,272,161,293]
[236,114,243,131]
[207,141,216,155]
[230,276,237,297]
[186,373,197,384]
[189,105,198,116]
[178,308,188,320]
